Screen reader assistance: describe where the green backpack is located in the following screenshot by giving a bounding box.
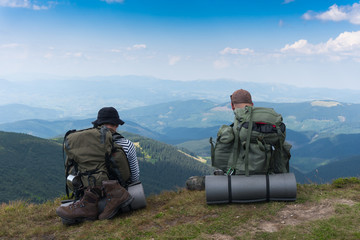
[63,126,131,198]
[210,106,291,176]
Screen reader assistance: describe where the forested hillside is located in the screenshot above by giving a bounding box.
[0,131,213,203]
[303,156,360,183]
[0,131,64,203]
[122,132,213,195]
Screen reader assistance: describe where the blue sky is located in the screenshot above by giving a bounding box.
[1,0,360,89]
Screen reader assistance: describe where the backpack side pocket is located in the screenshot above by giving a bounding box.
[212,125,235,172]
[272,141,292,173]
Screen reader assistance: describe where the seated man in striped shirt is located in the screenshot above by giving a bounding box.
[57,107,140,223]
[92,107,140,184]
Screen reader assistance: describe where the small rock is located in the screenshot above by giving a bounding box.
[186,176,205,191]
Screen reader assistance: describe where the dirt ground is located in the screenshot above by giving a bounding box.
[201,198,357,240]
[255,198,356,233]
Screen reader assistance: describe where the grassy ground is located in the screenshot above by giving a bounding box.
[1,177,359,240]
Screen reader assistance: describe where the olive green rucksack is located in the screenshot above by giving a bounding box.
[63,126,131,198]
[210,106,291,176]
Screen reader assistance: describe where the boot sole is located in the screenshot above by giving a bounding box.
[56,209,97,225]
[100,195,134,220]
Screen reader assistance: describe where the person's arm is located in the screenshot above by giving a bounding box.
[115,138,140,183]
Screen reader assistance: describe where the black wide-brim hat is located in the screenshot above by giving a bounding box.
[92,107,125,126]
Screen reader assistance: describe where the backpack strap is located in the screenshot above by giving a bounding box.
[99,126,109,144]
[229,106,254,176]
[243,107,254,176]
[112,132,124,141]
[209,137,215,166]
[227,120,239,175]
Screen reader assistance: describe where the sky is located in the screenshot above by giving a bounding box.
[1,0,360,89]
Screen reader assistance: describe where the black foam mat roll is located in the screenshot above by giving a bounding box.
[205,173,297,204]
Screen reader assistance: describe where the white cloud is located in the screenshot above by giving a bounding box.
[0,0,29,8]
[0,0,53,10]
[100,0,124,4]
[132,44,147,50]
[302,11,313,21]
[303,2,360,25]
[32,3,49,10]
[126,44,147,51]
[316,4,349,22]
[220,47,254,55]
[282,0,294,4]
[281,39,314,54]
[168,55,181,66]
[326,31,360,52]
[0,43,21,48]
[65,52,83,58]
[281,31,360,57]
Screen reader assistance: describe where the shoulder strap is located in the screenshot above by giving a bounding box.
[228,106,254,176]
[243,107,254,176]
[112,132,124,141]
[227,120,239,175]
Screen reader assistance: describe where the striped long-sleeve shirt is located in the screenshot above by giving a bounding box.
[115,138,140,183]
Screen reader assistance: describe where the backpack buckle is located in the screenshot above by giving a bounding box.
[226,168,234,175]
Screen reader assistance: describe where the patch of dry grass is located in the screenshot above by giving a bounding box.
[0,178,359,239]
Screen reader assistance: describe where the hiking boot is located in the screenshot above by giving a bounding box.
[56,187,100,224]
[98,180,134,220]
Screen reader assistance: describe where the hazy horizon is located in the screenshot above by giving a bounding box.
[1,76,360,122]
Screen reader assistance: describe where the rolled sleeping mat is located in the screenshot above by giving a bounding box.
[205,174,267,204]
[268,173,297,201]
[205,173,296,204]
[120,181,147,213]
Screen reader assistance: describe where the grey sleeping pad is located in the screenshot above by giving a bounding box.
[205,173,297,204]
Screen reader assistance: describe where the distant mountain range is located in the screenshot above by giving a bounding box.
[118,99,360,136]
[0,117,162,140]
[1,98,360,174]
[2,99,360,136]
[1,76,360,119]
[0,104,64,124]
